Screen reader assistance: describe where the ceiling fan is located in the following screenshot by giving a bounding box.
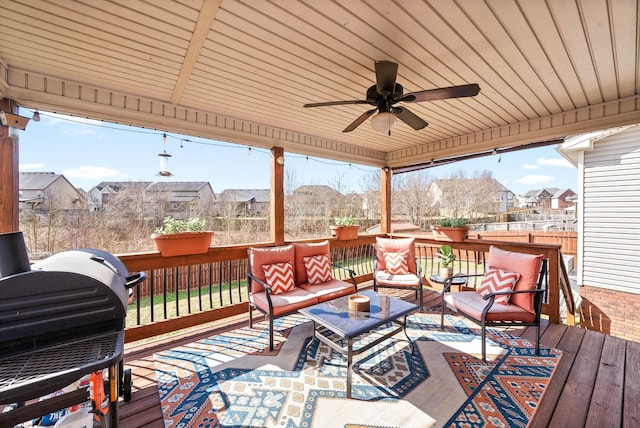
[303,60,480,134]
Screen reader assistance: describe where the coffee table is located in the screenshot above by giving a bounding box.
[298,289,419,399]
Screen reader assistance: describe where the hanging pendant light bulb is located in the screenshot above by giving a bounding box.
[157,133,173,177]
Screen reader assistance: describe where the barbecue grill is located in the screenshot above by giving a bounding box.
[0,232,146,427]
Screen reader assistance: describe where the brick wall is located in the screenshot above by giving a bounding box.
[579,285,640,343]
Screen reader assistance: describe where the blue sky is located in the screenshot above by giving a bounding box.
[17,110,577,195]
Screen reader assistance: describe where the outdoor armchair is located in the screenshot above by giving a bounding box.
[440,245,547,360]
[373,237,424,311]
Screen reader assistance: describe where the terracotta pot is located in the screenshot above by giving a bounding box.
[151,231,214,257]
[432,226,469,242]
[330,225,360,240]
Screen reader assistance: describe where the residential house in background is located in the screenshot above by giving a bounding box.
[287,185,345,217]
[427,177,514,217]
[551,188,577,210]
[87,181,152,212]
[217,189,270,217]
[19,172,84,211]
[145,182,216,218]
[518,188,558,209]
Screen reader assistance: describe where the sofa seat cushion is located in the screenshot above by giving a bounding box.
[251,288,318,316]
[299,278,355,302]
[444,291,536,323]
[374,270,420,287]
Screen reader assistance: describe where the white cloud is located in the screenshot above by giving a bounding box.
[536,157,574,168]
[20,162,46,171]
[63,165,128,180]
[516,174,555,185]
[523,163,538,170]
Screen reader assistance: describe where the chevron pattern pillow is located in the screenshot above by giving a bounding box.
[303,254,333,285]
[384,252,409,275]
[477,268,521,304]
[262,262,296,294]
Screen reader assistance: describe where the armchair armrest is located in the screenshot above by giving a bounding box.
[443,273,484,293]
[247,272,274,294]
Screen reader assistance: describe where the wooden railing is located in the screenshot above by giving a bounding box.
[118,235,568,344]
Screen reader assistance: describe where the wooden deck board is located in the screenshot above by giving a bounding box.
[624,340,640,428]
[585,335,626,427]
[111,288,637,428]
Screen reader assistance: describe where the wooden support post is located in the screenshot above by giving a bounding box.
[380,167,391,235]
[270,147,285,245]
[0,98,19,233]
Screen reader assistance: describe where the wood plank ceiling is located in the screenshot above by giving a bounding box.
[1,0,639,170]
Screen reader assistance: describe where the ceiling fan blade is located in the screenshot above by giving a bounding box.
[375,60,398,96]
[391,107,428,130]
[343,108,377,132]
[304,99,370,107]
[401,83,480,103]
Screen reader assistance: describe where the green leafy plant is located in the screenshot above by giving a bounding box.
[436,218,467,228]
[333,216,357,226]
[438,245,456,267]
[155,216,207,234]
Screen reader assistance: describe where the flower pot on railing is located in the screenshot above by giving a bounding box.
[152,231,214,257]
[432,226,469,242]
[152,216,213,257]
[330,225,360,240]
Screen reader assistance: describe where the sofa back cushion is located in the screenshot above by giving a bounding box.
[376,237,416,273]
[293,241,331,285]
[248,245,295,294]
[486,246,543,313]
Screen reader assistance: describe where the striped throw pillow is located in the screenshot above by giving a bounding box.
[303,254,333,285]
[384,252,409,275]
[477,268,521,304]
[262,262,296,294]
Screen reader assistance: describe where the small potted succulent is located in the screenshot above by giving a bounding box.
[432,218,469,242]
[330,216,360,240]
[151,216,213,257]
[437,244,456,279]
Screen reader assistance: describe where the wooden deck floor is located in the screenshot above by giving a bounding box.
[118,286,640,428]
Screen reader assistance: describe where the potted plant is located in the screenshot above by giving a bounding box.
[432,218,469,242]
[330,216,360,240]
[151,216,214,257]
[437,244,456,278]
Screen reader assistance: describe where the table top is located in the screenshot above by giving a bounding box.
[429,274,468,285]
[298,289,418,339]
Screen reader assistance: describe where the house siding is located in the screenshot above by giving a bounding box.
[582,126,640,295]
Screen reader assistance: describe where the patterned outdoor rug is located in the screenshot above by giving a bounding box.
[153,312,561,427]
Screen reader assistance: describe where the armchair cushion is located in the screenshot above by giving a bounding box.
[374,270,420,287]
[262,262,296,294]
[376,237,417,273]
[477,268,520,304]
[248,245,295,293]
[444,291,536,323]
[303,254,333,285]
[293,241,331,285]
[487,246,543,313]
[384,252,409,275]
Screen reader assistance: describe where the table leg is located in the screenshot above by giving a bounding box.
[347,337,354,399]
[402,315,416,355]
[303,321,317,361]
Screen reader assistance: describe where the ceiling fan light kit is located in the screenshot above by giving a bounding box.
[371,112,397,134]
[303,60,480,134]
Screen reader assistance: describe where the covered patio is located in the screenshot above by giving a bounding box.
[1,1,639,427]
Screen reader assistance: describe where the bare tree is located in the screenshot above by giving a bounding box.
[392,170,434,227]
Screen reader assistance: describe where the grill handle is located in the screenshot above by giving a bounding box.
[125,271,146,288]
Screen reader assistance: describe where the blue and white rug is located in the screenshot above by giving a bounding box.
[153,313,561,427]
